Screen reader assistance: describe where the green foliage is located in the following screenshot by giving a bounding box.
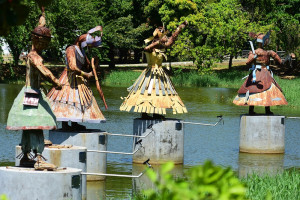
[0,194,9,200]
[240,0,300,56]
[142,161,246,200]
[103,70,141,86]
[1,0,299,70]
[242,169,300,200]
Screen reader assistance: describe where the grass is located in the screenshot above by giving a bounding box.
[242,169,300,200]
[102,70,141,86]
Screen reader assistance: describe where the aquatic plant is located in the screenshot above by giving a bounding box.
[103,70,141,86]
[242,169,300,200]
[141,161,246,200]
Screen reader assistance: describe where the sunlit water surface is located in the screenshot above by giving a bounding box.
[0,84,299,199]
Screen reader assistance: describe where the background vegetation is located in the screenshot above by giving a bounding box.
[0,0,299,70]
[136,161,300,200]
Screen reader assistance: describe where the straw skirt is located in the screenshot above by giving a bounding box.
[120,66,187,115]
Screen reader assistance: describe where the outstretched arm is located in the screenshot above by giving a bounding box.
[246,51,256,65]
[144,21,188,51]
[268,50,282,65]
[29,55,61,88]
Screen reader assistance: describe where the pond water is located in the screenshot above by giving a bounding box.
[0,84,299,199]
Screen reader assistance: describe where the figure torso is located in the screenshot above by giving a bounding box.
[247,48,281,67]
[26,51,43,89]
[66,45,86,70]
[145,51,164,68]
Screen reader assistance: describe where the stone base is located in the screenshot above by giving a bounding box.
[239,115,285,153]
[0,167,82,200]
[15,145,87,200]
[132,118,184,164]
[49,129,107,181]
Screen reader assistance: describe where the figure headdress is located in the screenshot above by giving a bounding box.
[249,30,271,48]
[80,26,103,48]
[31,8,51,46]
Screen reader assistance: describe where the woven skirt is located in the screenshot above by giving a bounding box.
[47,69,105,123]
[233,83,288,106]
[120,67,187,115]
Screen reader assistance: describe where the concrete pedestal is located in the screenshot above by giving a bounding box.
[238,153,284,178]
[0,167,82,200]
[239,115,285,153]
[132,118,184,164]
[15,145,87,200]
[49,129,107,181]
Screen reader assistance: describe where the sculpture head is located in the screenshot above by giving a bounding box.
[153,26,165,39]
[31,26,51,51]
[249,30,271,48]
[76,26,103,49]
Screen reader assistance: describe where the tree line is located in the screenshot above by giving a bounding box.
[1,0,299,70]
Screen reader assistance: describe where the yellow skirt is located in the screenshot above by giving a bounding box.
[120,67,187,115]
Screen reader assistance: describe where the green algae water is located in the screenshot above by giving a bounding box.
[0,84,300,199]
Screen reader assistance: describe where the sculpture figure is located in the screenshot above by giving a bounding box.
[233,31,288,114]
[6,9,61,169]
[47,26,107,130]
[120,21,188,117]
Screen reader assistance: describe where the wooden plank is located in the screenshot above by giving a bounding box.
[155,78,159,96]
[133,69,146,94]
[148,78,154,95]
[141,70,151,95]
[160,77,166,96]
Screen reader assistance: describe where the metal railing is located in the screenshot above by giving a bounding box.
[87,139,143,155]
[182,116,223,126]
[82,159,152,178]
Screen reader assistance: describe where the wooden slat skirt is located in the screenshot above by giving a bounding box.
[120,67,187,115]
[233,83,288,106]
[47,68,105,123]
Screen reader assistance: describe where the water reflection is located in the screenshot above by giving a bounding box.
[87,181,106,200]
[238,153,284,178]
[132,163,184,193]
[0,84,300,199]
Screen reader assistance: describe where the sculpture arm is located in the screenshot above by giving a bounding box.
[29,55,61,87]
[246,51,255,65]
[66,46,93,79]
[268,50,282,65]
[144,21,188,51]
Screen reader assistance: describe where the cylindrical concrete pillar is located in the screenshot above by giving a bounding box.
[15,145,87,200]
[49,130,107,181]
[239,115,285,153]
[0,167,82,200]
[132,118,184,164]
[238,153,284,178]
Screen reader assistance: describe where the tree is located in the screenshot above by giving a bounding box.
[0,0,53,36]
[241,0,300,57]
[5,2,39,67]
[147,0,249,69]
